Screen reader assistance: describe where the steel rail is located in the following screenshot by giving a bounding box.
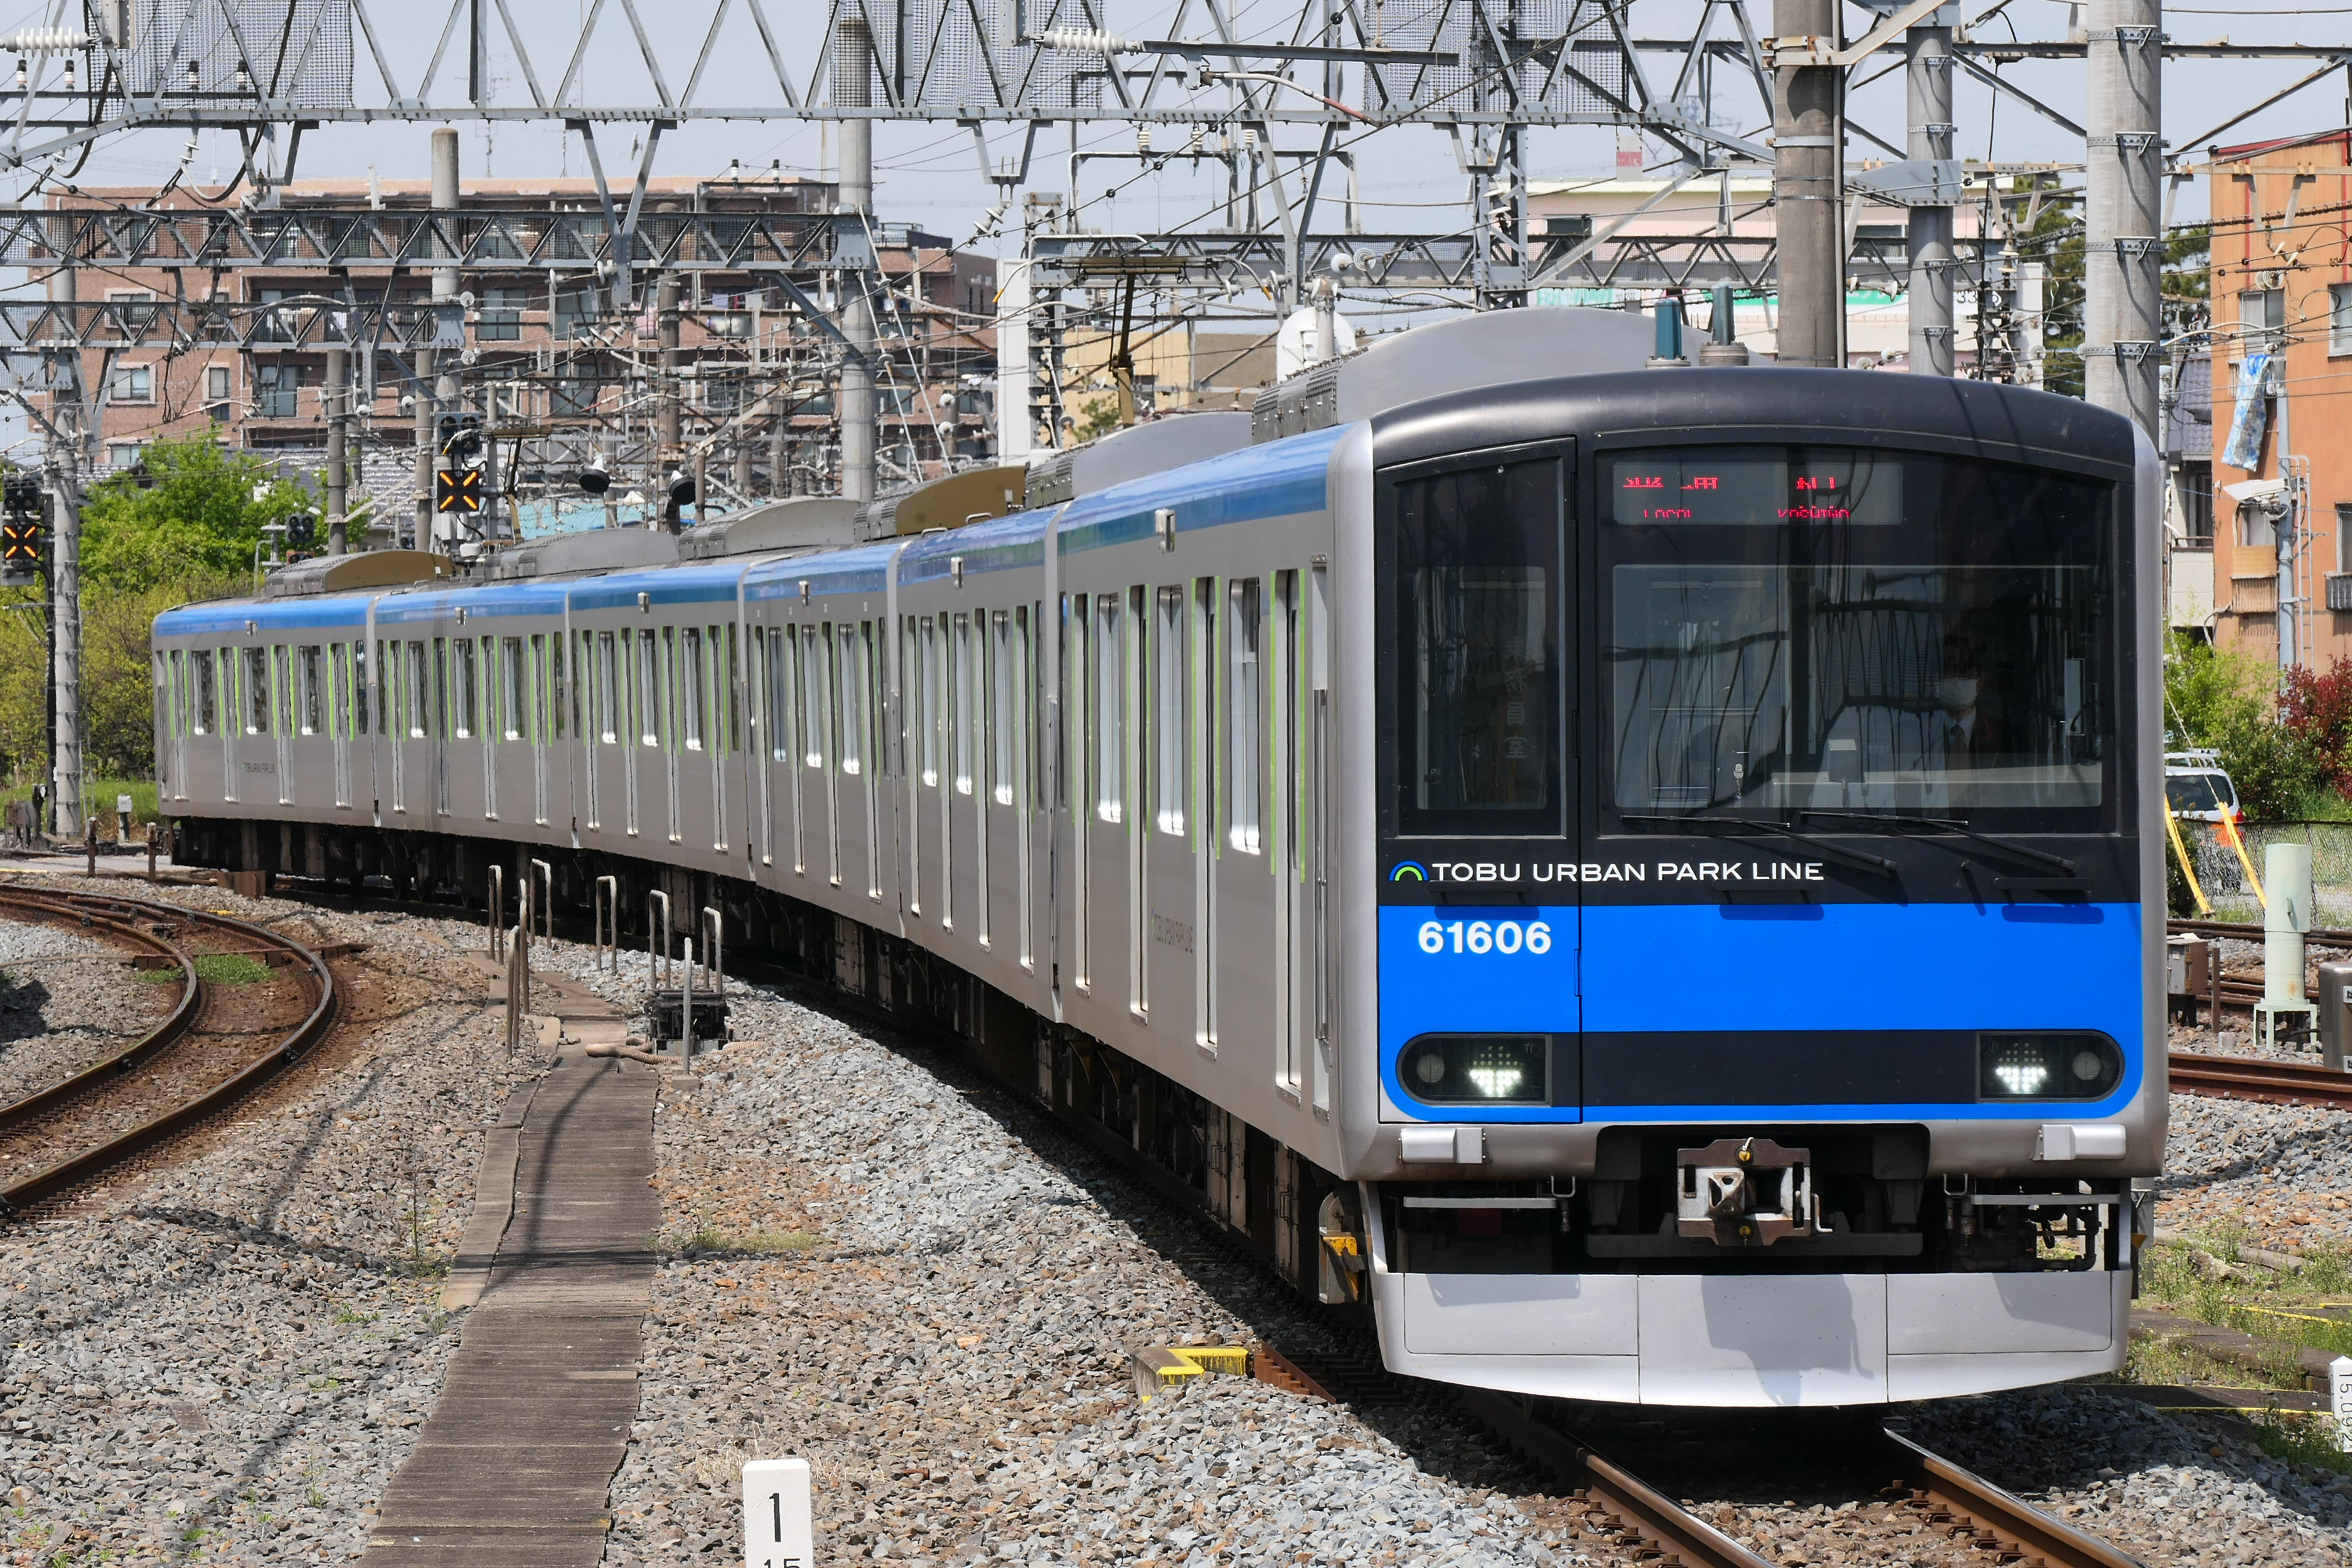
[2168,1050,2352,1110]
[0,888,200,1135]
[1878,1427,2149,1568]
[2169,917,2352,947]
[0,887,338,1215]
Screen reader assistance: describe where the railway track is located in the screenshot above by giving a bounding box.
[2166,1048,2352,1109]
[0,883,338,1215]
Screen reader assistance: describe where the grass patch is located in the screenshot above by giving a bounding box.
[192,952,270,986]
[2138,1232,2352,1365]
[2247,1407,2352,1475]
[658,1225,824,1257]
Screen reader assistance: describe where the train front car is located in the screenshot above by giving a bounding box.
[1343,370,2159,1407]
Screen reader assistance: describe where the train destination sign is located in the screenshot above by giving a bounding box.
[1610,449,1903,525]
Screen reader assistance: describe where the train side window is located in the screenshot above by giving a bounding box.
[1094,594,1123,823]
[192,651,213,735]
[1153,586,1186,836]
[763,627,790,760]
[799,625,826,769]
[505,636,528,740]
[1229,579,1263,853]
[722,624,740,754]
[244,648,270,734]
[683,627,706,751]
[1391,457,1562,836]
[452,639,478,739]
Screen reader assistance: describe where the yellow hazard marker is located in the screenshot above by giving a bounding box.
[1123,1342,1251,1402]
[2216,811,2268,907]
[2165,809,2213,917]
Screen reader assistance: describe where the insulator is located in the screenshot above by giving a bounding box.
[1239,125,1258,149]
[0,28,95,53]
[60,55,72,90]
[1135,124,1152,154]
[1036,28,1131,54]
[1187,123,1205,154]
[13,60,23,90]
[185,59,199,88]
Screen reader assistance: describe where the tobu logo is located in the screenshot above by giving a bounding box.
[1390,861,1430,882]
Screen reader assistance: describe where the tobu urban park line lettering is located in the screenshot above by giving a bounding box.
[1391,860,1827,884]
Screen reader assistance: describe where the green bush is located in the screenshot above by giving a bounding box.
[2164,634,2344,819]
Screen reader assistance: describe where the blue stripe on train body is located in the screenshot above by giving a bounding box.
[1376,900,2145,1124]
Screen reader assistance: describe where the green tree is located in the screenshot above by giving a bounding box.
[77,437,314,592]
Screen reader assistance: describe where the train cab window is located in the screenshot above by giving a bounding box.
[1603,446,2112,823]
[192,651,214,735]
[244,648,270,734]
[1095,594,1124,824]
[1389,457,1562,836]
[1153,587,1187,836]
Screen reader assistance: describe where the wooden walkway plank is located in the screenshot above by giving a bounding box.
[368,970,660,1565]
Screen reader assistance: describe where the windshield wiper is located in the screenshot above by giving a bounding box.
[1619,814,1898,875]
[1797,809,2076,874]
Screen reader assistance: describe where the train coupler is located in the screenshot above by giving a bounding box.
[1676,1136,1820,1246]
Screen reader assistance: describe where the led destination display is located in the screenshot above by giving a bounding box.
[1611,449,1903,526]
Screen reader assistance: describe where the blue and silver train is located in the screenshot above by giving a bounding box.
[152,308,2162,1406]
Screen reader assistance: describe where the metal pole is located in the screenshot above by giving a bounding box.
[658,272,682,489]
[836,19,877,504]
[430,127,462,552]
[413,344,436,552]
[50,461,81,845]
[997,228,1032,462]
[2084,0,2163,437]
[325,344,349,553]
[1772,0,1845,367]
[1905,18,1956,377]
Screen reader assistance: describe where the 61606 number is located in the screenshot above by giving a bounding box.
[1416,919,1553,956]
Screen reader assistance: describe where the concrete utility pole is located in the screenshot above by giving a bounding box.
[835,18,878,504]
[432,128,462,547]
[325,344,349,553]
[414,128,462,552]
[50,238,82,841]
[1905,14,1956,376]
[2084,0,2163,437]
[1772,0,1846,367]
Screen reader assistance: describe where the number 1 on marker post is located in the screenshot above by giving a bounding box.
[742,1457,813,1568]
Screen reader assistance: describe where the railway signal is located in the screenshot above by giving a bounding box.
[434,413,486,517]
[1,475,43,586]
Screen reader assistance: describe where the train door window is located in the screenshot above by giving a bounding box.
[449,639,475,739]
[919,617,941,786]
[504,637,528,740]
[297,646,323,734]
[1390,457,1562,835]
[593,632,616,742]
[799,625,826,769]
[328,644,350,739]
[353,644,370,736]
[638,631,663,749]
[763,627,790,761]
[553,634,569,740]
[273,646,294,734]
[1154,587,1187,836]
[1229,579,1263,853]
[722,625,740,754]
[991,612,1016,806]
[1094,594,1123,823]
[192,651,213,735]
[1273,570,1303,1095]
[945,613,970,796]
[244,648,270,733]
[1126,585,1148,1017]
[532,636,550,741]
[409,643,430,738]
[683,628,706,750]
[839,624,864,778]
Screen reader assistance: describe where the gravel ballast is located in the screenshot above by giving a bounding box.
[0,914,177,1102]
[0,882,555,1566]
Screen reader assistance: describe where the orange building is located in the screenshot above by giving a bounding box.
[2204,128,2352,669]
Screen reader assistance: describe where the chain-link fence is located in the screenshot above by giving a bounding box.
[2178,820,2352,925]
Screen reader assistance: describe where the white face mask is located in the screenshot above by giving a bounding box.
[1936,676,1979,712]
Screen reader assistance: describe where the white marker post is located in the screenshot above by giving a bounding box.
[2331,1357,2352,1451]
[742,1457,813,1568]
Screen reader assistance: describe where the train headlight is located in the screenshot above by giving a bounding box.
[1397,1035,1548,1105]
[1977,1033,2123,1101]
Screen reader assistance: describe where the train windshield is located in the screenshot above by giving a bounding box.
[1604,446,2113,825]
[1392,456,1564,836]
